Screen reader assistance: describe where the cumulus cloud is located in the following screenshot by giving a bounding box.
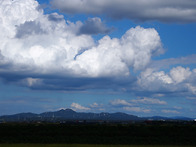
[123,106,151,113]
[71,102,90,111]
[0,0,163,90]
[90,103,102,108]
[15,21,45,38]
[187,83,196,95]
[77,17,112,35]
[110,99,132,106]
[170,66,192,84]
[74,26,163,77]
[51,0,196,23]
[131,97,167,105]
[137,68,173,90]
[47,13,65,22]
[137,66,196,96]
[1,0,195,100]
[110,98,165,113]
[89,103,105,111]
[0,0,94,76]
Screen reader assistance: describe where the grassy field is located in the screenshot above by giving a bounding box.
[0,145,196,147]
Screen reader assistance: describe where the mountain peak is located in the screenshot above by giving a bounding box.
[58,108,75,113]
[65,108,75,112]
[0,109,194,122]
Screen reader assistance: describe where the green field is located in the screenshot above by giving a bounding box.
[0,145,195,147]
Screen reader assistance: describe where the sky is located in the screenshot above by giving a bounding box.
[0,0,196,117]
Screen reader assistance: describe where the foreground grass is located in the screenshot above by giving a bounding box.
[0,145,196,147]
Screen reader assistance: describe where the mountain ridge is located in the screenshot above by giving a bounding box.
[0,109,194,122]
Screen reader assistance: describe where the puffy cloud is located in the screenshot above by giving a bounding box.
[110,99,132,106]
[90,102,102,108]
[131,97,167,105]
[51,0,196,23]
[110,98,165,113]
[3,0,195,100]
[174,106,182,110]
[89,103,105,111]
[90,103,99,108]
[123,106,151,113]
[15,21,45,38]
[0,0,163,89]
[74,26,163,77]
[77,17,112,35]
[0,0,95,77]
[170,66,192,84]
[187,84,196,95]
[24,77,42,87]
[71,102,90,111]
[137,66,196,96]
[137,68,173,91]
[47,13,64,22]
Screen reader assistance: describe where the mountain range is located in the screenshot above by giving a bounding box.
[0,109,194,122]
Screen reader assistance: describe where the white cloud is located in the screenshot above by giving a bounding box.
[71,102,90,111]
[89,103,105,111]
[110,99,132,106]
[1,0,195,99]
[152,93,165,98]
[0,0,95,76]
[123,106,151,113]
[25,77,42,87]
[170,66,192,84]
[51,0,196,23]
[89,102,103,108]
[77,17,112,35]
[15,21,45,38]
[131,97,167,105]
[162,109,180,114]
[0,0,163,81]
[137,68,173,91]
[137,66,196,95]
[90,103,99,108]
[173,106,182,110]
[74,26,163,77]
[186,84,196,95]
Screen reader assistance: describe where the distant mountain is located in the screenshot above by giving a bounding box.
[40,109,140,121]
[0,109,194,122]
[143,116,195,121]
[170,116,194,121]
[40,109,77,118]
[0,112,38,122]
[143,116,169,121]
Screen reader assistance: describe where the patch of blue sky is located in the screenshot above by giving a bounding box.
[154,23,196,59]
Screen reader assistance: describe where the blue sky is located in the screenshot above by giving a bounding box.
[0,0,196,117]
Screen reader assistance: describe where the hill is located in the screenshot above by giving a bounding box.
[0,109,194,122]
